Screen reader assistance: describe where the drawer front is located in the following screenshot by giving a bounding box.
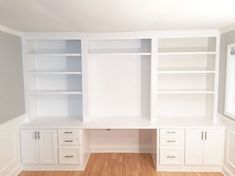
[160,129,184,137]
[159,147,183,165]
[58,129,80,136]
[160,137,183,146]
[58,136,80,146]
[59,147,80,164]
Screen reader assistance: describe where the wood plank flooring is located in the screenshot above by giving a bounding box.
[19,153,223,176]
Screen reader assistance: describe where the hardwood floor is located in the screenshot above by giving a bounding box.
[19,153,223,176]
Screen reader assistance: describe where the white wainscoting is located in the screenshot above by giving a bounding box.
[0,114,26,176]
[223,129,235,176]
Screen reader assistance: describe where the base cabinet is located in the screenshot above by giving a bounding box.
[20,129,57,164]
[185,129,224,166]
[158,128,225,171]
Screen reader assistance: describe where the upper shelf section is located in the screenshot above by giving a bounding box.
[26,40,81,55]
[88,39,151,56]
[158,37,216,55]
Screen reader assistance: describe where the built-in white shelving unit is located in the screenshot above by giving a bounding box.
[24,39,83,119]
[156,37,218,121]
[23,33,219,123]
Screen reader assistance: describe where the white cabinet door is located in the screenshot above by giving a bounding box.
[203,130,224,165]
[185,129,203,165]
[38,130,57,164]
[20,130,38,164]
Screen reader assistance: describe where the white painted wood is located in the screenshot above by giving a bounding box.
[38,130,57,164]
[185,129,224,166]
[58,147,81,165]
[0,24,22,36]
[58,136,80,146]
[20,129,58,165]
[226,129,235,170]
[159,147,183,165]
[20,130,39,164]
[0,115,25,176]
[224,43,235,120]
[203,130,224,165]
[185,129,204,165]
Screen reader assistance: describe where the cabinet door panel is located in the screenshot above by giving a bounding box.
[38,130,57,164]
[204,130,224,165]
[185,129,203,165]
[20,130,38,164]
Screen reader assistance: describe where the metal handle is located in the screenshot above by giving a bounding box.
[167,156,176,159]
[201,131,204,140]
[37,131,40,140]
[34,131,37,139]
[64,140,73,142]
[166,140,176,143]
[167,131,176,134]
[205,131,207,140]
[64,131,73,134]
[64,155,74,158]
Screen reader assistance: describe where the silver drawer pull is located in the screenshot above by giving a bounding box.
[64,131,73,134]
[166,140,176,143]
[64,140,73,142]
[167,131,176,134]
[166,156,176,159]
[64,155,74,158]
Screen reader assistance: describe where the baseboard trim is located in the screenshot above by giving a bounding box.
[8,165,23,176]
[91,146,152,153]
[222,166,235,176]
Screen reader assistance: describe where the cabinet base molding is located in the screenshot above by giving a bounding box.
[157,165,223,172]
[22,164,85,171]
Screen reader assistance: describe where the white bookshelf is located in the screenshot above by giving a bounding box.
[24,39,83,119]
[156,37,218,121]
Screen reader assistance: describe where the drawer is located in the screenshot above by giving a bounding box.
[160,137,183,146]
[59,147,80,164]
[58,136,80,146]
[159,147,183,165]
[58,129,80,136]
[160,129,184,137]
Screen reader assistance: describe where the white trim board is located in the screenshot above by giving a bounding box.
[0,24,22,36]
[220,23,235,34]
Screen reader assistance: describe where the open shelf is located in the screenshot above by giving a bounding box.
[158,48,216,55]
[157,94,214,120]
[156,37,217,121]
[88,39,151,56]
[88,48,151,55]
[29,90,82,95]
[25,39,83,118]
[26,40,81,55]
[28,70,82,75]
[157,89,214,95]
[27,52,81,56]
[157,68,215,74]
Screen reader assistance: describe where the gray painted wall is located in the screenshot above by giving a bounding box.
[0,32,25,124]
[218,30,235,118]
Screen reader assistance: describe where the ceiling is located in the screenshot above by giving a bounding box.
[0,0,235,32]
